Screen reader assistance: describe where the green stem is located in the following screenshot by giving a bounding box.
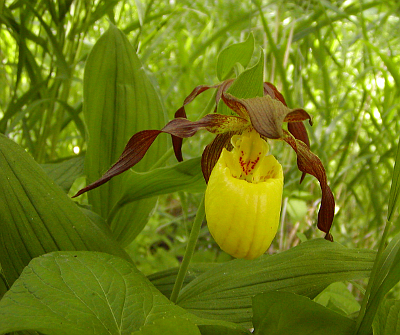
[197,90,217,120]
[170,196,205,303]
[355,219,392,333]
[150,147,174,170]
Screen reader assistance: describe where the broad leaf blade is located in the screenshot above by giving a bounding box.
[0,252,249,335]
[0,134,130,287]
[83,24,166,237]
[314,282,360,316]
[41,155,84,192]
[177,239,375,327]
[114,157,205,210]
[217,33,255,81]
[252,291,356,335]
[148,263,218,298]
[373,298,400,335]
[110,157,205,246]
[132,317,201,335]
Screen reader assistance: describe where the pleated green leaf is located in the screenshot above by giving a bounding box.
[148,263,218,298]
[41,155,84,192]
[111,157,205,215]
[0,252,249,335]
[83,24,166,242]
[177,239,375,327]
[252,291,356,335]
[314,282,360,316]
[0,134,130,288]
[216,33,254,81]
[373,298,400,335]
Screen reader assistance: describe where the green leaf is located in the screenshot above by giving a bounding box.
[0,252,249,335]
[148,263,218,298]
[0,273,7,300]
[216,33,255,81]
[252,291,356,335]
[198,325,250,335]
[388,137,400,221]
[0,134,130,287]
[83,24,166,243]
[111,157,205,217]
[41,155,84,193]
[177,239,375,327]
[314,282,360,316]
[357,230,400,334]
[134,0,145,26]
[373,298,400,335]
[132,317,201,335]
[218,50,264,117]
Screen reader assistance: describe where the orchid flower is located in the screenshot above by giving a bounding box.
[74,81,335,259]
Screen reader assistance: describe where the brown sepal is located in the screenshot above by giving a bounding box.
[172,107,187,162]
[284,110,313,125]
[201,131,236,182]
[282,130,335,240]
[182,84,221,106]
[222,93,311,139]
[73,130,161,198]
[172,80,234,160]
[288,122,311,184]
[215,79,235,108]
[263,82,287,106]
[73,114,248,197]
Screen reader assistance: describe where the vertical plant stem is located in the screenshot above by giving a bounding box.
[355,219,392,333]
[170,195,205,303]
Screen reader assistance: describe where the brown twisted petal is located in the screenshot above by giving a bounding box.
[172,80,236,160]
[171,107,188,162]
[182,83,222,106]
[282,130,335,241]
[215,78,235,110]
[263,82,287,106]
[263,82,312,183]
[284,110,313,125]
[222,93,311,139]
[288,122,310,184]
[73,114,248,197]
[201,131,236,182]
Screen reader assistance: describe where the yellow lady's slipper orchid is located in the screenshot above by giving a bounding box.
[205,129,283,259]
[74,80,335,258]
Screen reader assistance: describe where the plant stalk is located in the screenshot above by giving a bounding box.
[170,195,205,303]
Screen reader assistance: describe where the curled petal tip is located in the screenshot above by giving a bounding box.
[299,172,306,184]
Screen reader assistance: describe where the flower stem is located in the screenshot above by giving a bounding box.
[355,219,392,333]
[197,91,217,120]
[170,195,205,303]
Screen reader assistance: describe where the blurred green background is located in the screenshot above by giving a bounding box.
[1,0,399,275]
